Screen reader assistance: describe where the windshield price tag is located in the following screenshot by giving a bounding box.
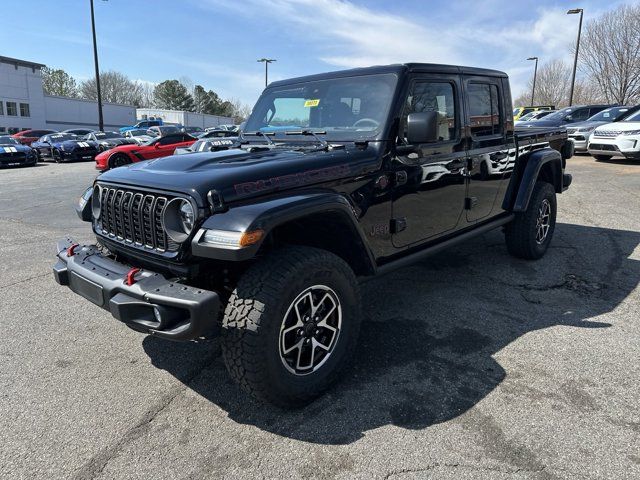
[304,99,320,108]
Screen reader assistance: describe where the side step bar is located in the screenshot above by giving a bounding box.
[367,214,515,280]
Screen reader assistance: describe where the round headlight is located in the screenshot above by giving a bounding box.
[163,198,196,243]
[91,185,101,220]
[179,201,194,233]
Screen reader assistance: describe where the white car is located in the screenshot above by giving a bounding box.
[588,109,640,161]
[123,129,153,145]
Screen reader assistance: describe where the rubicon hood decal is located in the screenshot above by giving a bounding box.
[234,164,351,195]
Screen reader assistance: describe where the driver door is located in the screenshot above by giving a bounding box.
[391,75,467,248]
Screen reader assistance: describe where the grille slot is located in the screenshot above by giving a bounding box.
[97,186,177,253]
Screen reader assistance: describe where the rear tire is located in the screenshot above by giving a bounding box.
[109,153,131,169]
[593,154,612,161]
[505,181,556,260]
[221,246,361,408]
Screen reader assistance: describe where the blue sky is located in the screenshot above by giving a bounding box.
[1,0,632,107]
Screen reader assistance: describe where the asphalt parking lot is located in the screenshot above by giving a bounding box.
[1,155,639,479]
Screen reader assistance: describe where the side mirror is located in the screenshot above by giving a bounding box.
[407,111,439,144]
[154,143,161,149]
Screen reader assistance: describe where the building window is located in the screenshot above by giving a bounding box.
[0,127,6,133]
[20,103,30,117]
[0,101,4,116]
[6,102,17,116]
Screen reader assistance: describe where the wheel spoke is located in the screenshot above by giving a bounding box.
[313,337,331,352]
[283,338,303,355]
[282,319,303,337]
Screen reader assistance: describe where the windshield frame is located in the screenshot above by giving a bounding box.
[244,72,400,143]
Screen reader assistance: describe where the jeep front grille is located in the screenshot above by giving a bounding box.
[97,186,179,252]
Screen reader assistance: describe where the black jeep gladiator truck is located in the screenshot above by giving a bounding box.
[54,64,573,407]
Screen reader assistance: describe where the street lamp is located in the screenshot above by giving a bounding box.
[527,57,539,107]
[90,0,106,131]
[257,58,276,88]
[567,8,584,106]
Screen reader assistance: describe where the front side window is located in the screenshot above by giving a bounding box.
[400,80,457,143]
[19,103,30,117]
[468,83,502,137]
[6,102,17,116]
[244,73,398,141]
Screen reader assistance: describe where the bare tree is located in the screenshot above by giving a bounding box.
[533,59,571,107]
[80,70,144,106]
[137,81,156,108]
[571,78,606,105]
[578,4,640,104]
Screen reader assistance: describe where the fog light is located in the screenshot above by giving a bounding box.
[153,307,161,323]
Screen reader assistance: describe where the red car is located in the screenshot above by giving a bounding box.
[12,129,58,146]
[95,132,196,171]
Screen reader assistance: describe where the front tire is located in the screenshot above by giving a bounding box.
[505,181,557,260]
[221,246,361,408]
[109,153,131,169]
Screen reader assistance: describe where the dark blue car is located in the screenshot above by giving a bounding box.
[0,135,37,167]
[32,133,100,163]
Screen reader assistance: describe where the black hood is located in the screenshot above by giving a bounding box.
[97,144,381,206]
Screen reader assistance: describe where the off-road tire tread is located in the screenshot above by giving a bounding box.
[221,246,360,407]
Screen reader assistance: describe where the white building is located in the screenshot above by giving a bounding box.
[0,56,47,134]
[0,55,135,134]
[44,96,135,131]
[137,108,233,129]
[0,55,235,134]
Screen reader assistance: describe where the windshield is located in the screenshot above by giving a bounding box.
[622,110,640,122]
[244,73,398,141]
[94,132,123,139]
[0,136,19,145]
[539,107,573,121]
[128,129,148,136]
[47,134,77,142]
[588,107,629,122]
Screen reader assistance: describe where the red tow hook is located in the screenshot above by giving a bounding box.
[66,243,80,257]
[125,267,141,286]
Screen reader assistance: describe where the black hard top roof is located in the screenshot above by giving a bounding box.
[269,63,508,88]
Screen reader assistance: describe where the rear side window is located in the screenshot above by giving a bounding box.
[468,83,502,137]
[401,81,457,143]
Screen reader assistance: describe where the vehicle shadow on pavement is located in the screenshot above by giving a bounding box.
[143,222,639,445]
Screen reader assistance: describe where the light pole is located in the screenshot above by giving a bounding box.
[90,0,105,131]
[527,57,539,107]
[257,58,276,88]
[567,8,584,106]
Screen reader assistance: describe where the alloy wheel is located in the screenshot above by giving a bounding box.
[279,285,342,376]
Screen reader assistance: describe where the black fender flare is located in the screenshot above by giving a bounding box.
[503,147,563,212]
[191,192,375,269]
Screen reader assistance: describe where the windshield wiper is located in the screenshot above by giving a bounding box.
[240,131,275,145]
[284,130,331,150]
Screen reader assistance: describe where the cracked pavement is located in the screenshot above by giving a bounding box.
[0,155,638,479]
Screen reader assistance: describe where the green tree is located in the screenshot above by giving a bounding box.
[193,85,215,114]
[41,67,78,98]
[153,80,195,111]
[80,70,143,106]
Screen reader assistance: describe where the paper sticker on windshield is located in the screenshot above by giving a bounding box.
[304,99,320,108]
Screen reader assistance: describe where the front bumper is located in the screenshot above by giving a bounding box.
[568,134,589,151]
[589,137,640,159]
[61,150,98,161]
[53,237,220,341]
